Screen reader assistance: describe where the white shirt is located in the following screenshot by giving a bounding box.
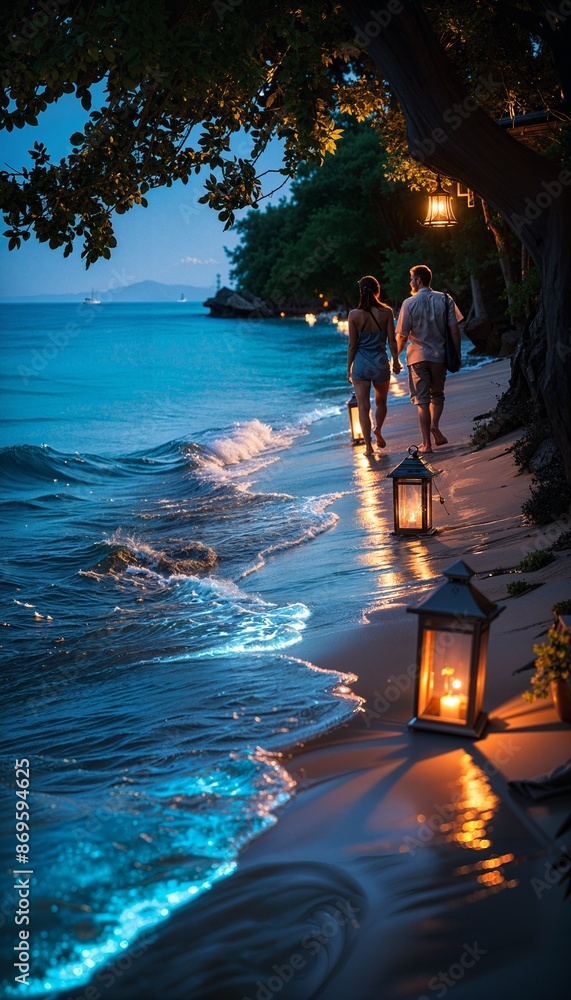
[396,287,463,364]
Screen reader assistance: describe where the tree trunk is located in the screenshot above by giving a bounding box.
[470,274,488,322]
[480,201,524,330]
[520,245,533,320]
[341,0,571,480]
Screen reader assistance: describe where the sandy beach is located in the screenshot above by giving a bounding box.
[63,359,571,1000]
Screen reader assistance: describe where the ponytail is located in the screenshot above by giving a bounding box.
[357,275,382,313]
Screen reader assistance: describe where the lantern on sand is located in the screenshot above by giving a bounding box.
[387,446,438,535]
[347,392,365,445]
[407,560,505,738]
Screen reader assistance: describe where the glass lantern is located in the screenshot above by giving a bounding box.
[423,174,458,228]
[347,391,365,445]
[407,560,505,738]
[387,446,438,535]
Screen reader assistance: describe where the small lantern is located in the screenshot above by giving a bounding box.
[347,391,365,445]
[387,446,438,534]
[407,560,505,738]
[423,174,457,228]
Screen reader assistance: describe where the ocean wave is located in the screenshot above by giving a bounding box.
[193,420,302,489]
[84,533,218,579]
[0,409,333,499]
[0,439,208,494]
[207,419,297,466]
[0,443,93,487]
[198,411,341,478]
[298,403,342,426]
[238,495,341,579]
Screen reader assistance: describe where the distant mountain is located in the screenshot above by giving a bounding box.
[0,280,217,304]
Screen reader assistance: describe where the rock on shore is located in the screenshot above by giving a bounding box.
[203,286,274,318]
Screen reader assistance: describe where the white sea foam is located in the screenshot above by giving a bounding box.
[208,419,300,467]
[238,494,341,580]
[200,408,340,480]
[298,404,341,426]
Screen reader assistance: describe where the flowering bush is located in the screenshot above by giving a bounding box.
[523,627,571,701]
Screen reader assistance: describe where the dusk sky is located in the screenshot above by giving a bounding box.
[0,94,289,298]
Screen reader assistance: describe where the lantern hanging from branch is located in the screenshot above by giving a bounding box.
[423,174,457,228]
[407,560,505,738]
[387,446,439,535]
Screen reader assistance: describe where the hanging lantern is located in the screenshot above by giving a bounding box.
[407,560,505,738]
[423,174,457,228]
[347,391,365,445]
[387,446,438,534]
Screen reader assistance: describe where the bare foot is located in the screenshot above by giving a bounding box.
[431,427,448,446]
[365,445,374,457]
[374,432,386,448]
[418,444,433,454]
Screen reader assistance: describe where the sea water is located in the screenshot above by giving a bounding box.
[0,301,482,995]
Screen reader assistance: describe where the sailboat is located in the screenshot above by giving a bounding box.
[178,292,187,302]
[83,288,100,304]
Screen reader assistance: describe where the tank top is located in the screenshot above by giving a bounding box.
[357,309,387,356]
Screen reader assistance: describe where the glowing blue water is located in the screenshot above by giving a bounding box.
[0,303,362,996]
[0,302,485,995]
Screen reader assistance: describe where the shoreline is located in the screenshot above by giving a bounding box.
[62,359,571,1000]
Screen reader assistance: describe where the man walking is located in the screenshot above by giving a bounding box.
[396,264,462,453]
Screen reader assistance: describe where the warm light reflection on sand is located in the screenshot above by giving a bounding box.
[449,755,518,899]
[351,461,435,620]
[352,460,390,555]
[449,753,498,851]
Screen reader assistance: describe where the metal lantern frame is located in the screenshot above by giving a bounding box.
[347,391,365,445]
[407,560,505,738]
[423,174,458,228]
[387,446,439,535]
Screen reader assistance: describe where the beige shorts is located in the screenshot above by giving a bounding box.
[408,361,446,405]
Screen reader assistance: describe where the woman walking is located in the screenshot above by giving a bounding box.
[347,275,401,456]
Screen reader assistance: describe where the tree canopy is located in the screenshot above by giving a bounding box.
[227,124,415,306]
[1,1,567,262]
[228,123,502,310]
[2,0,571,475]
